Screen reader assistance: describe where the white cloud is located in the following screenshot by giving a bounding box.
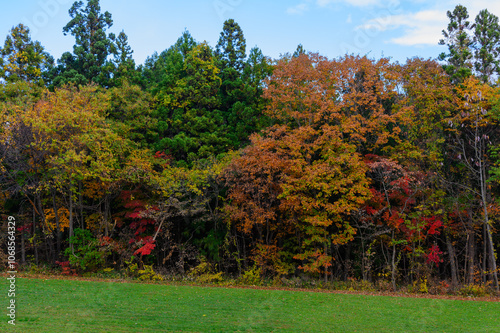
[357,10,444,31]
[286,3,309,15]
[457,1,500,18]
[317,0,394,7]
[354,1,500,47]
[354,10,447,46]
[390,25,442,46]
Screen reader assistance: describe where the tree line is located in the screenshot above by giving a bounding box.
[1,1,500,293]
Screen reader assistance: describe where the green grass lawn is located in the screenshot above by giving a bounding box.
[0,277,499,332]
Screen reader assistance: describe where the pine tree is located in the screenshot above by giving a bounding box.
[438,5,474,84]
[473,9,500,83]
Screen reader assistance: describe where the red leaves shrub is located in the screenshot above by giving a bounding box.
[134,236,156,256]
[55,261,77,276]
[426,245,444,267]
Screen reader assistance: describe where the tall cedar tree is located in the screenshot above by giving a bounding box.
[215,19,246,72]
[56,0,116,86]
[153,42,227,164]
[215,19,247,148]
[112,30,137,86]
[216,20,271,149]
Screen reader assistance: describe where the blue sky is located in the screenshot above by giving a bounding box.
[1,0,499,65]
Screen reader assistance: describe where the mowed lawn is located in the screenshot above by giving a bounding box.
[1,277,499,332]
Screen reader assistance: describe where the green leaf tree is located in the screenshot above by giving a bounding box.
[0,23,54,85]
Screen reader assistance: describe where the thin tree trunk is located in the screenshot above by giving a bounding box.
[361,239,366,281]
[104,195,109,237]
[467,230,475,285]
[391,231,396,291]
[445,231,458,288]
[21,229,26,265]
[324,243,328,283]
[52,191,61,260]
[33,208,38,265]
[69,188,74,253]
[79,180,84,229]
[483,225,487,284]
[45,236,53,264]
[345,242,352,281]
[480,162,499,291]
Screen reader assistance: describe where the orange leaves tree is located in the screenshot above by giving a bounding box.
[223,131,292,276]
[265,54,400,154]
[224,125,370,278]
[223,53,404,279]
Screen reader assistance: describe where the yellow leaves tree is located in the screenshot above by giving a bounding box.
[0,24,53,85]
[449,77,499,290]
[1,84,154,259]
[44,207,70,232]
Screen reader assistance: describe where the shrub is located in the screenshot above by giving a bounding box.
[64,228,109,273]
[409,278,429,293]
[458,284,488,297]
[238,265,262,286]
[124,257,163,281]
[188,257,224,284]
[137,265,164,281]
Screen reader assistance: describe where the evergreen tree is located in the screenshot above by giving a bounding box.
[112,30,138,86]
[215,19,247,113]
[0,23,53,85]
[215,19,246,72]
[438,5,474,84]
[215,19,248,148]
[293,44,306,58]
[54,0,116,86]
[139,30,196,91]
[153,42,227,164]
[473,9,500,83]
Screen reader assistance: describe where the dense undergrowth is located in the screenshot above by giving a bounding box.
[17,262,500,299]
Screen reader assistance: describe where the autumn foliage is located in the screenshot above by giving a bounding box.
[1,4,500,293]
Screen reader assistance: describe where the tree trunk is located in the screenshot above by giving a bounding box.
[480,162,499,291]
[69,188,74,253]
[345,242,352,281]
[33,208,38,265]
[324,243,328,283]
[79,180,84,229]
[104,195,109,237]
[466,230,475,285]
[391,231,397,291]
[52,191,61,260]
[483,225,487,284]
[21,229,26,265]
[445,231,458,288]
